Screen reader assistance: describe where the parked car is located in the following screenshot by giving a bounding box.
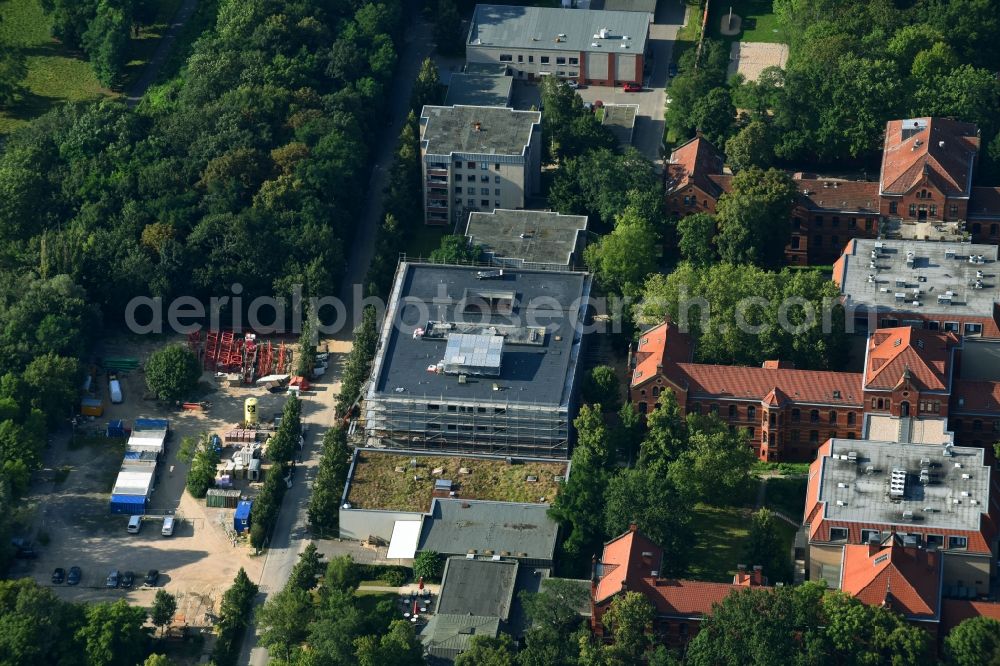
[127,515,142,534]
[623,82,642,93]
[12,539,37,559]
[51,568,65,584]
[161,516,175,536]
[106,570,120,588]
[144,570,159,587]
[121,571,135,589]
[67,566,82,585]
[565,80,581,89]
[668,62,678,77]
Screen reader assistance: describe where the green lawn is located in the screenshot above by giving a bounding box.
[688,504,753,583]
[0,0,186,135]
[708,0,787,44]
[0,0,110,135]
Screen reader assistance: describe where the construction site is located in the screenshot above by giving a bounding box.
[362,262,593,459]
[187,330,298,387]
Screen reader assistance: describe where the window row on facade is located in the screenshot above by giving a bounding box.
[877,318,983,335]
[498,54,579,65]
[827,527,968,550]
[453,161,503,171]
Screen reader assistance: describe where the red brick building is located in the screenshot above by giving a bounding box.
[590,525,767,649]
[664,118,1000,266]
[630,321,864,461]
[630,322,1000,460]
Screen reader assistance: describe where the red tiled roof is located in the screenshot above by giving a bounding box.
[969,187,1000,219]
[941,599,1000,633]
[594,526,664,603]
[677,363,862,406]
[632,321,694,388]
[639,579,748,618]
[881,118,980,197]
[665,137,725,197]
[841,542,941,619]
[595,526,764,618]
[951,379,1000,414]
[796,179,880,213]
[864,327,957,391]
[706,173,733,192]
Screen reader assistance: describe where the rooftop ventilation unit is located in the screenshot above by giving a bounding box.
[848,451,857,463]
[889,468,906,498]
[962,473,971,480]
[902,510,914,521]
[906,251,915,267]
[836,500,847,506]
[961,491,970,497]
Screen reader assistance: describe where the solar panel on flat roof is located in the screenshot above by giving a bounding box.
[443,334,504,376]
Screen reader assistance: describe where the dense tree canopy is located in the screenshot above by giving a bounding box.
[668,0,1000,177]
[636,263,848,370]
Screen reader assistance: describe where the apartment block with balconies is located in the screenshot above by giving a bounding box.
[419,105,541,227]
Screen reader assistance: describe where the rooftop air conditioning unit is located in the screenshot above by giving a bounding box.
[836,500,847,506]
[962,473,971,480]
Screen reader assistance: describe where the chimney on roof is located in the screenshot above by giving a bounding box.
[939,140,945,148]
[629,523,638,532]
[474,122,482,132]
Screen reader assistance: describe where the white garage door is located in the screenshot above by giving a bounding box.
[586,52,608,80]
[615,53,636,83]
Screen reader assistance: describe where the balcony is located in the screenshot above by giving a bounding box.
[427,168,448,177]
[427,203,448,213]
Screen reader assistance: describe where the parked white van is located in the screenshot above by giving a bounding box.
[127,515,142,533]
[161,516,175,536]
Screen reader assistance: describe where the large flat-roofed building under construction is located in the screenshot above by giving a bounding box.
[364,262,592,458]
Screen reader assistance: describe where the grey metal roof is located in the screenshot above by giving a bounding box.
[597,0,658,12]
[419,498,559,562]
[468,5,650,55]
[445,72,513,108]
[435,557,519,619]
[466,209,589,268]
[370,263,591,406]
[420,614,500,654]
[817,438,991,531]
[421,105,539,157]
[838,238,1000,318]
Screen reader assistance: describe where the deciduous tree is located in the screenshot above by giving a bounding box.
[150,589,177,636]
[145,344,201,402]
[944,616,1000,666]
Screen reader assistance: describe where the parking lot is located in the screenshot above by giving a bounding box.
[12,333,346,624]
[511,0,687,164]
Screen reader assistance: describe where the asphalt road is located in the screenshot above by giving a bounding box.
[243,18,435,666]
[126,0,199,106]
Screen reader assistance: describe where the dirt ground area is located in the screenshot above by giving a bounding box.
[727,41,789,81]
[13,332,354,623]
